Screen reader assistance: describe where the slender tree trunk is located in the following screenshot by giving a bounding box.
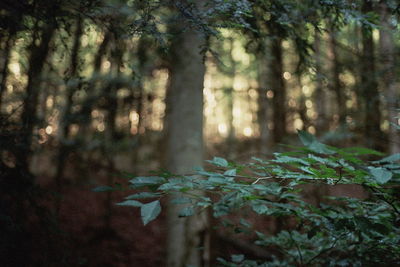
[270,37,286,143]
[165,1,209,266]
[329,28,346,127]
[18,21,56,172]
[257,50,270,155]
[0,32,15,110]
[131,37,148,174]
[227,37,235,158]
[313,31,328,134]
[54,17,83,215]
[298,75,311,131]
[103,33,124,229]
[379,1,400,153]
[361,1,382,150]
[78,30,112,137]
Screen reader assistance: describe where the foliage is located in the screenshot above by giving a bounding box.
[109,131,400,266]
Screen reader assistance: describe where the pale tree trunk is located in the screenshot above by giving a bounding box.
[361,1,382,151]
[379,1,400,154]
[257,49,270,155]
[298,75,311,131]
[313,31,328,135]
[226,37,236,158]
[165,1,209,266]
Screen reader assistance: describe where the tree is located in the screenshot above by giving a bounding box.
[361,0,383,150]
[164,1,209,266]
[379,0,400,154]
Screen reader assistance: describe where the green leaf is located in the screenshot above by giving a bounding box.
[125,192,161,199]
[231,254,244,263]
[298,129,315,146]
[141,200,161,225]
[224,169,237,176]
[273,154,310,165]
[207,157,229,167]
[298,130,335,154]
[369,167,392,184]
[116,200,143,207]
[129,176,166,188]
[342,147,383,156]
[179,206,195,217]
[375,153,400,163]
[92,186,114,192]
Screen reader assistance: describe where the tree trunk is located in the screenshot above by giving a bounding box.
[270,37,287,143]
[329,28,346,127]
[54,16,83,215]
[379,1,400,154]
[103,33,124,229]
[165,1,209,266]
[0,32,15,110]
[313,31,328,134]
[77,30,111,141]
[131,37,148,174]
[257,49,270,155]
[361,1,382,150]
[18,21,56,172]
[226,37,236,158]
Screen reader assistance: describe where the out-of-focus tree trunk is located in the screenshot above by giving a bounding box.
[77,30,112,139]
[298,80,311,131]
[379,0,399,154]
[313,31,328,134]
[103,32,124,229]
[226,37,236,158]
[270,37,286,143]
[131,37,148,174]
[19,21,56,173]
[54,16,83,215]
[0,32,15,110]
[361,1,382,150]
[165,1,209,266]
[257,49,270,155]
[329,28,346,127]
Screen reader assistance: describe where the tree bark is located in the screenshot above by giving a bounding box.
[103,32,124,229]
[313,31,328,134]
[361,1,382,150]
[226,37,236,158]
[19,21,56,171]
[0,32,15,110]
[131,37,148,174]
[379,1,400,154]
[54,16,83,215]
[165,1,209,266]
[257,49,270,155]
[270,37,287,143]
[329,28,346,127]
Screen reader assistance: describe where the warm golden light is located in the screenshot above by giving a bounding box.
[45,126,53,135]
[283,72,291,80]
[243,127,253,137]
[97,123,105,132]
[218,123,228,136]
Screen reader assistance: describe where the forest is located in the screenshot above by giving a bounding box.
[0,0,399,266]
